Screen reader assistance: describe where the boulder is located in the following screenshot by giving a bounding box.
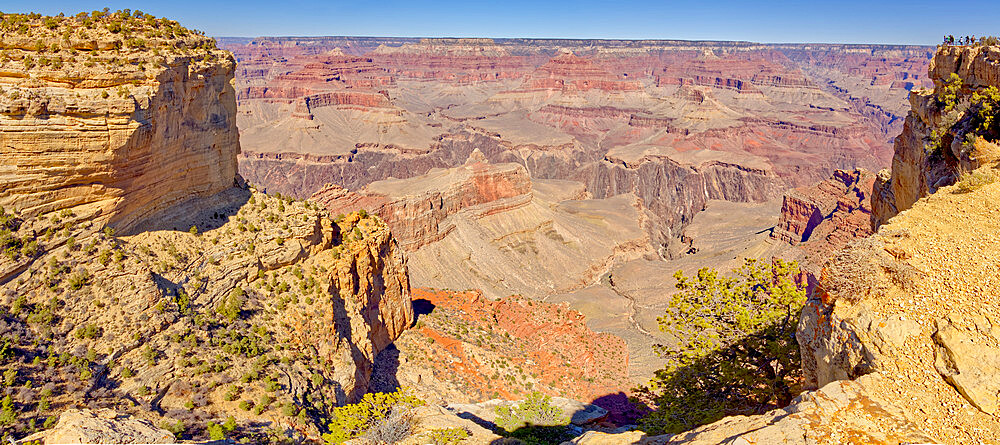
[19,409,175,444]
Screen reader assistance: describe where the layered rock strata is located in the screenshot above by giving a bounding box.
[0,16,240,234]
[772,169,875,271]
[310,149,532,251]
[0,12,414,443]
[872,43,1000,227]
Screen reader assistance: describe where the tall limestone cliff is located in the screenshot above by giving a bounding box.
[0,11,239,234]
[872,43,1000,227]
[0,12,413,443]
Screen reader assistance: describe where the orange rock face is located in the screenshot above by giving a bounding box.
[310,151,532,250]
[395,288,630,405]
[773,169,876,269]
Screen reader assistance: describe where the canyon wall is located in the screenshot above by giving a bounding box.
[592,42,1000,445]
[0,31,240,234]
[872,44,1000,227]
[772,168,875,273]
[222,37,933,261]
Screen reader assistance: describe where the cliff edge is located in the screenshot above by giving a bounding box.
[872,43,1000,227]
[577,41,1000,445]
[0,11,240,234]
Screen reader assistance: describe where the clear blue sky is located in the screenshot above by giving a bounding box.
[2,1,997,44]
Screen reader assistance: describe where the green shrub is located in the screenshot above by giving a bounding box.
[636,258,806,435]
[74,323,101,339]
[206,421,225,440]
[142,345,158,366]
[216,287,244,322]
[322,391,424,444]
[494,392,566,432]
[239,400,253,411]
[0,395,16,426]
[68,270,89,290]
[426,427,470,444]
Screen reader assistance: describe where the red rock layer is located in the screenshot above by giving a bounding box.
[655,51,813,91]
[310,152,533,251]
[773,169,876,268]
[371,39,533,84]
[406,288,631,402]
[522,52,643,92]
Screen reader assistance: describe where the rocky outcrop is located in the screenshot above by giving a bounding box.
[0,16,240,235]
[772,169,875,270]
[579,374,935,445]
[19,409,175,445]
[872,44,1000,228]
[311,149,532,251]
[381,288,630,407]
[0,12,414,443]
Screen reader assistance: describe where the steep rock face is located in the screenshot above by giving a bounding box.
[0,37,240,234]
[772,169,875,270]
[595,145,783,256]
[310,150,532,250]
[872,44,1000,227]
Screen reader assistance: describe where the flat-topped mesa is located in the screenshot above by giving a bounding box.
[522,51,642,93]
[310,149,533,251]
[370,39,532,84]
[0,11,239,234]
[872,43,1000,228]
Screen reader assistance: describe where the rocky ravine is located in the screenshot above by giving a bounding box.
[0,12,413,444]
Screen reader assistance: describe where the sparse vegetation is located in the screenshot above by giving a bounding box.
[953,167,999,193]
[426,427,470,445]
[636,258,806,435]
[492,392,572,444]
[322,391,424,444]
[928,73,1000,155]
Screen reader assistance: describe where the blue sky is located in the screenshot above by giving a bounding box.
[2,1,997,44]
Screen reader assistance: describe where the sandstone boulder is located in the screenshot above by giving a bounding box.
[933,315,1000,415]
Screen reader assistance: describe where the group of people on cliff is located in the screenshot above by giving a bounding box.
[943,35,999,46]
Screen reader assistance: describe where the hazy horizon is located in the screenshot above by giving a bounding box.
[4,0,998,46]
